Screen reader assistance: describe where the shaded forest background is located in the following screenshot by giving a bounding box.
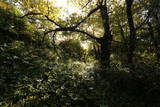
[0,0,160,106]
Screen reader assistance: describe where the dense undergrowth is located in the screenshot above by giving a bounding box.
[1,42,160,107]
[1,0,160,107]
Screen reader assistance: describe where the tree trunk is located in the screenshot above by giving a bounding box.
[117,18,129,64]
[154,15,160,59]
[99,37,111,68]
[148,22,160,59]
[98,5,112,70]
[125,0,136,72]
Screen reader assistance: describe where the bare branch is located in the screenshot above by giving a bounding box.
[20,5,100,29]
[74,29,99,40]
[71,5,101,28]
[82,0,92,9]
[19,5,101,41]
[44,15,63,28]
[20,12,43,18]
[44,28,99,41]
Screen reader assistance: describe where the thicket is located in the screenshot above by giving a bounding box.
[0,0,160,107]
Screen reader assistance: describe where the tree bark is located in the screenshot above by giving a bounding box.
[154,14,160,59]
[125,0,136,72]
[98,5,112,70]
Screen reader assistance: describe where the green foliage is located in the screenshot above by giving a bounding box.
[0,1,39,45]
[0,0,160,107]
[59,39,86,61]
[0,40,95,106]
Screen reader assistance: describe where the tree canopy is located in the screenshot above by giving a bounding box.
[0,0,160,106]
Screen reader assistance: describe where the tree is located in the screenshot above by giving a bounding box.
[13,0,160,73]
[125,0,136,72]
[17,0,113,71]
[147,0,160,59]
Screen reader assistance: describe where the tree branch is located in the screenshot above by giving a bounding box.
[71,5,101,28]
[82,0,92,9]
[19,5,101,41]
[44,15,63,28]
[74,29,99,40]
[20,12,43,18]
[20,6,101,29]
[44,28,99,41]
